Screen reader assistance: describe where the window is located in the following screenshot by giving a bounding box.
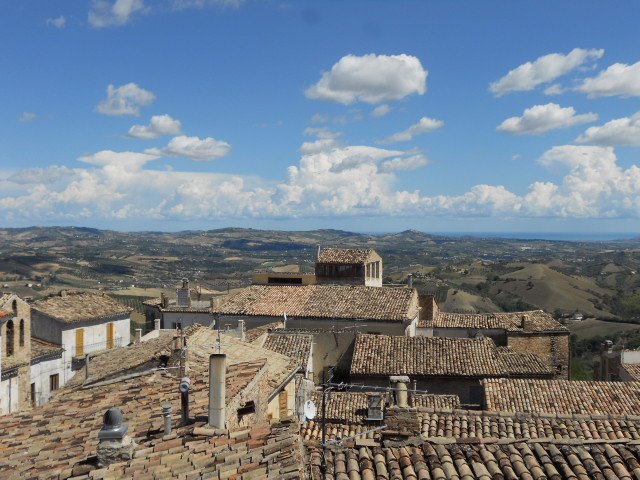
[11,300,17,315]
[172,322,182,330]
[6,320,14,356]
[31,383,36,407]
[19,320,25,347]
[50,374,59,392]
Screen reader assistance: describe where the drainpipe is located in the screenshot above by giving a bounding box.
[179,377,191,426]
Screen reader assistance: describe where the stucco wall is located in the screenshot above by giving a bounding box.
[266,377,296,421]
[0,374,20,414]
[30,356,66,407]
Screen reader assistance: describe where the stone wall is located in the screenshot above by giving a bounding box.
[507,333,570,379]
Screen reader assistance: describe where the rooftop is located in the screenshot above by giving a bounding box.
[483,378,640,415]
[622,363,640,381]
[215,284,418,322]
[351,334,554,377]
[32,291,131,324]
[262,332,313,371]
[0,324,303,478]
[421,309,568,332]
[317,248,376,264]
[309,440,640,480]
[30,337,64,362]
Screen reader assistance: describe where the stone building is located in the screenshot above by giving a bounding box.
[315,248,383,287]
[31,291,131,383]
[143,279,214,331]
[417,296,570,378]
[350,333,554,405]
[0,293,32,413]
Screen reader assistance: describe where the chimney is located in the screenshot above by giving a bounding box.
[317,245,321,261]
[390,375,409,408]
[162,404,173,436]
[96,408,136,467]
[208,354,226,429]
[160,292,167,309]
[135,328,142,343]
[521,314,531,331]
[238,319,245,341]
[154,318,161,331]
[407,274,413,289]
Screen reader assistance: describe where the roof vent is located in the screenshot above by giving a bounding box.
[96,408,136,467]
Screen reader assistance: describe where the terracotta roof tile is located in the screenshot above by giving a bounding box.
[309,442,640,480]
[317,248,375,264]
[215,285,418,322]
[483,378,640,415]
[263,332,313,370]
[421,309,567,332]
[30,337,63,362]
[351,334,554,377]
[32,291,131,323]
[622,363,640,381]
[0,325,303,479]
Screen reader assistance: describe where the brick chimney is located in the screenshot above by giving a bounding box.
[96,408,136,467]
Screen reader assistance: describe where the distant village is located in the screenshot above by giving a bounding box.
[2,247,640,478]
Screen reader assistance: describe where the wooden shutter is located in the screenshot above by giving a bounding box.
[106,323,114,349]
[75,328,84,357]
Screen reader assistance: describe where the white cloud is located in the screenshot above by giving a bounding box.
[128,114,182,139]
[379,154,429,173]
[543,84,565,96]
[300,128,343,154]
[89,0,146,28]
[378,116,443,144]
[497,103,598,135]
[577,61,640,98]
[490,48,604,96]
[96,83,156,116]
[172,0,244,9]
[19,112,37,122]
[146,135,231,161]
[576,112,640,146]
[305,53,427,104]
[46,16,66,28]
[371,104,392,118]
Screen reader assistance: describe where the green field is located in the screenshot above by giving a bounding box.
[568,318,640,340]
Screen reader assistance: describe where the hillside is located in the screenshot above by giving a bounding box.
[494,263,615,318]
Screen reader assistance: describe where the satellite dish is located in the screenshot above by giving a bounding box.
[304,400,316,420]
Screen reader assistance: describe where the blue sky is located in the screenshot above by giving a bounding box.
[2,1,640,233]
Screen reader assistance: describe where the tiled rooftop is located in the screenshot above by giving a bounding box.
[0,324,303,479]
[483,378,640,415]
[351,334,554,377]
[32,291,131,323]
[215,284,418,322]
[262,332,313,371]
[244,320,284,342]
[420,309,568,332]
[622,363,640,381]
[317,248,375,264]
[309,441,640,480]
[65,330,175,387]
[30,337,63,362]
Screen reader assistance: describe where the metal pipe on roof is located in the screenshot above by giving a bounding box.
[208,353,226,429]
[162,404,172,435]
